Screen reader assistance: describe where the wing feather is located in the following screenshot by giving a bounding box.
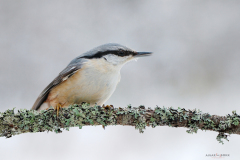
[31,58,86,110]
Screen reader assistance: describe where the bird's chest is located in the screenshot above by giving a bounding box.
[55,62,120,103]
[49,59,121,106]
[74,66,120,94]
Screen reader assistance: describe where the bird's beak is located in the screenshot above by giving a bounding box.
[134,52,152,57]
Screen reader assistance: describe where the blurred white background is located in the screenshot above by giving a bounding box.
[1,0,240,159]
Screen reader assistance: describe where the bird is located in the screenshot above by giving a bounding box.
[31,43,152,116]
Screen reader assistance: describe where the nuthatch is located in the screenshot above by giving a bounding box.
[31,43,152,115]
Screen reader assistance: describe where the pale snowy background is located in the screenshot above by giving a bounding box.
[1,0,240,160]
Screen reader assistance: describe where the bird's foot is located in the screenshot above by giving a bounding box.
[56,103,62,117]
[102,104,114,110]
[101,105,114,129]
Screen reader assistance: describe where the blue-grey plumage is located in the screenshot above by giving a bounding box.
[31,43,152,111]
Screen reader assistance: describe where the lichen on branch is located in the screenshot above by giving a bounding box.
[0,103,239,144]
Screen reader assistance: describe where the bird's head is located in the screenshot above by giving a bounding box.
[80,43,152,67]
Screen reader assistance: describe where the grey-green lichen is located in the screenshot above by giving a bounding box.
[0,104,239,144]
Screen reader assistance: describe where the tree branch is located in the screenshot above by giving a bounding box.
[1,104,239,144]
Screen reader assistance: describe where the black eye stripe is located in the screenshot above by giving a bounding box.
[82,50,135,59]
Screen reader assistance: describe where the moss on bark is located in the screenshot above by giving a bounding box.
[1,103,239,144]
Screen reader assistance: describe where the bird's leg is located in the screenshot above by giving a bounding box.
[101,104,114,129]
[56,103,61,117]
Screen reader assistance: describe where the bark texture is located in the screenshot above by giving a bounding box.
[1,104,239,144]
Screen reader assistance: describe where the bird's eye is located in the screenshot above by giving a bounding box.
[103,57,107,61]
[118,51,125,56]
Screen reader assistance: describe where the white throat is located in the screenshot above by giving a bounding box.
[103,54,131,66]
